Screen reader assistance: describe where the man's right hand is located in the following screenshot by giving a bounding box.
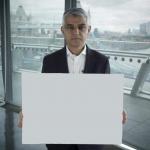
[18,111,23,128]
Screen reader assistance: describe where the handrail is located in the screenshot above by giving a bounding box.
[97,49,149,59]
[12,43,149,59]
[11,36,150,44]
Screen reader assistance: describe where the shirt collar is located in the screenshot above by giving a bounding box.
[66,45,86,57]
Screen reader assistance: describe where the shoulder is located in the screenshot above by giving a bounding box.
[42,47,66,73]
[87,47,108,61]
[86,46,110,73]
[43,47,65,61]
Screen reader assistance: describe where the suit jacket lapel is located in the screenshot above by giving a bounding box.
[83,46,95,73]
[58,47,69,73]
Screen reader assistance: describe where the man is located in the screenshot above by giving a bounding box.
[42,8,110,74]
[19,7,127,150]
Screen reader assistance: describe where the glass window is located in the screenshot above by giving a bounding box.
[10,0,64,105]
[77,1,150,150]
[142,74,150,94]
[78,0,150,92]
[78,1,150,149]
[141,61,150,96]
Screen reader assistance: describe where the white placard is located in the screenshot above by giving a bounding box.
[22,73,123,144]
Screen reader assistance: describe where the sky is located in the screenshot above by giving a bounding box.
[11,0,150,32]
[81,0,150,32]
[11,0,65,23]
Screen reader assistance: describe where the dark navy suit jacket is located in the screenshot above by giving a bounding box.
[42,46,110,150]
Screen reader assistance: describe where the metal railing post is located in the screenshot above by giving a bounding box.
[131,58,150,96]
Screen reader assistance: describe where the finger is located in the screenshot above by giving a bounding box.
[18,111,23,128]
[122,111,127,124]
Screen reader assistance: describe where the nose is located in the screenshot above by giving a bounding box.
[72,27,80,35]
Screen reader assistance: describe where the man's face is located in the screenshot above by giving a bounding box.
[61,15,91,55]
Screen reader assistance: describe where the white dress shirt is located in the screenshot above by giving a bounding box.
[66,46,86,74]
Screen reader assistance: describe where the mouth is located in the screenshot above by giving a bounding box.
[71,38,81,40]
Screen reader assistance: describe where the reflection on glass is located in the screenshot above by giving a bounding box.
[78,0,150,91]
[11,1,64,71]
[10,0,64,105]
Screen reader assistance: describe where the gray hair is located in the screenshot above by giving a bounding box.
[62,8,90,25]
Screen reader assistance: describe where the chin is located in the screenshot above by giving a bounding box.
[72,44,82,49]
[71,42,82,47]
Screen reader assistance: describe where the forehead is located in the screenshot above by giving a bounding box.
[64,15,87,25]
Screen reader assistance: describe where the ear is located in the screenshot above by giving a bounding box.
[61,26,64,34]
[88,25,91,33]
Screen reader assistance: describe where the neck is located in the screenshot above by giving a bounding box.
[67,45,85,56]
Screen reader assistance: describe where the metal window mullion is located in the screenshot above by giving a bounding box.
[131,59,150,96]
[1,0,12,103]
[1,0,6,101]
[65,0,77,10]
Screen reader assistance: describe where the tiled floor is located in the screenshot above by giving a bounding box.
[0,107,47,150]
[0,106,123,150]
[0,93,150,150]
[123,94,150,150]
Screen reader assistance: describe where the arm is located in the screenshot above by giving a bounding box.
[18,111,23,128]
[105,58,110,74]
[18,55,47,128]
[122,110,127,124]
[105,58,127,124]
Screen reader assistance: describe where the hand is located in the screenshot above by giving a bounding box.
[122,110,127,124]
[18,111,23,128]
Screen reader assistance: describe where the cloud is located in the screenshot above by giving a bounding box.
[11,0,64,23]
[11,0,64,14]
[81,0,131,8]
[80,0,150,32]
[11,0,150,32]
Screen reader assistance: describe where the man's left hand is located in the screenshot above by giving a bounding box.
[122,110,127,124]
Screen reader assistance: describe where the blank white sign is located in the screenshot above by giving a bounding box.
[22,73,123,144]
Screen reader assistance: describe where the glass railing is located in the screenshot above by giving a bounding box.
[0,40,148,105]
[12,42,149,79]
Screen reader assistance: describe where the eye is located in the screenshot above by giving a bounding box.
[64,25,74,30]
[78,25,86,30]
[64,24,87,31]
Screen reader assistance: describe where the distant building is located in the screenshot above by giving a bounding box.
[140,23,146,35]
[77,0,91,24]
[146,22,150,35]
[140,22,150,35]
[11,5,38,36]
[11,5,61,37]
[15,5,32,23]
[77,0,82,8]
